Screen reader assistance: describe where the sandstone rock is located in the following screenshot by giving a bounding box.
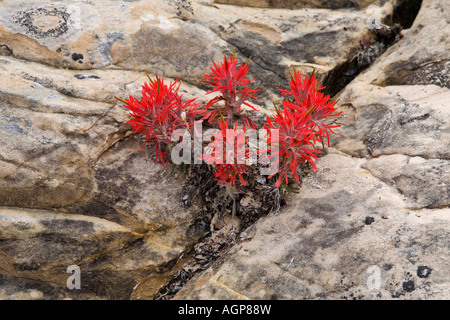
[173,0,450,301]
[192,1,395,103]
[0,0,444,301]
[362,155,450,209]
[332,84,450,159]
[87,136,207,247]
[214,0,380,9]
[0,55,143,104]
[354,0,450,89]
[0,56,129,209]
[0,207,166,299]
[0,0,230,83]
[0,0,396,106]
[0,54,207,299]
[175,153,450,299]
[177,86,450,299]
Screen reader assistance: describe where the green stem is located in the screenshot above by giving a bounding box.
[231,195,236,233]
[305,104,315,116]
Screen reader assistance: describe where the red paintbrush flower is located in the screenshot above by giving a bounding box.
[202,119,249,187]
[279,69,341,145]
[116,75,202,166]
[262,104,322,187]
[261,69,341,187]
[203,54,260,129]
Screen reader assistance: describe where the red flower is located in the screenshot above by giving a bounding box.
[202,120,249,187]
[203,54,260,129]
[262,105,322,187]
[279,69,341,145]
[117,75,202,166]
[261,69,341,187]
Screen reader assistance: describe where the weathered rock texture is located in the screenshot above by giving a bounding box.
[175,154,450,299]
[1,0,448,300]
[356,0,449,88]
[0,58,205,297]
[0,0,395,105]
[191,0,395,102]
[174,0,450,300]
[215,0,380,9]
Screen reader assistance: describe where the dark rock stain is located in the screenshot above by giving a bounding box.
[0,44,13,56]
[402,280,415,292]
[40,219,95,235]
[281,31,340,63]
[71,201,120,223]
[71,53,84,62]
[364,216,375,225]
[417,265,432,278]
[399,113,430,126]
[383,263,393,271]
[13,261,41,271]
[74,74,101,80]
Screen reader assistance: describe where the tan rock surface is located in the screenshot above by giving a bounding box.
[355,0,450,88]
[1,0,446,300]
[174,0,450,300]
[175,153,450,299]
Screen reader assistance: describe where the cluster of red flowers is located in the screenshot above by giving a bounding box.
[202,120,250,187]
[117,55,340,190]
[117,75,202,166]
[201,54,260,187]
[202,54,260,129]
[263,69,342,187]
[279,69,341,146]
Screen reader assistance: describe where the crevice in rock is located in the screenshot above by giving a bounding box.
[77,104,124,138]
[322,24,403,97]
[404,204,450,211]
[91,129,133,166]
[17,72,109,104]
[323,1,424,97]
[152,157,315,299]
[392,0,423,29]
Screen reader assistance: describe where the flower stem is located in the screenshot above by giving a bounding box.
[231,195,236,233]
